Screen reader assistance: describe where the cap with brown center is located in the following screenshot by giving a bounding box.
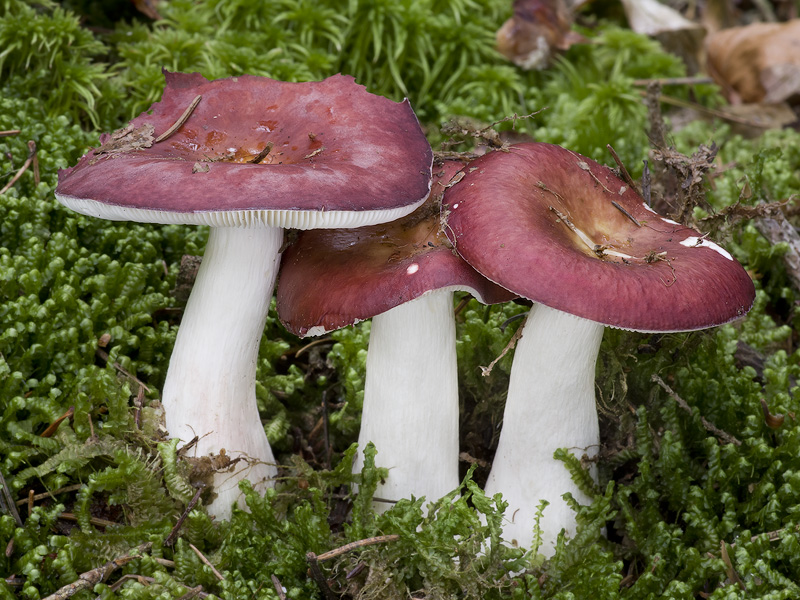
[55,71,433,520]
[278,160,514,510]
[442,142,754,553]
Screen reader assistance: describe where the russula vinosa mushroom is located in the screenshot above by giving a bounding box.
[56,71,433,519]
[442,142,755,553]
[277,160,514,510]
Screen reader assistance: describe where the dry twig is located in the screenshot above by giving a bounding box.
[41,543,152,600]
[652,374,741,446]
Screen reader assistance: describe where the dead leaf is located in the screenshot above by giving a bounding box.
[93,123,155,157]
[706,20,800,104]
[621,0,706,74]
[496,0,586,70]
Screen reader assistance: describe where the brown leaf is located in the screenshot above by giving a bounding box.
[496,0,586,70]
[706,20,800,104]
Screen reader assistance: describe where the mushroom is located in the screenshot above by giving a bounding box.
[277,160,514,510]
[442,142,755,553]
[55,71,433,519]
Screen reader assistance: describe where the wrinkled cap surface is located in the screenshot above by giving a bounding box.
[443,143,755,333]
[56,72,433,229]
[277,160,516,337]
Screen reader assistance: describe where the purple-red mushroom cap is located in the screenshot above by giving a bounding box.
[55,71,433,228]
[442,142,755,333]
[277,160,516,337]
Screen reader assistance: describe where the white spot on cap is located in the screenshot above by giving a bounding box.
[406,263,420,275]
[680,236,733,260]
[662,217,680,225]
[642,203,657,213]
[452,203,459,209]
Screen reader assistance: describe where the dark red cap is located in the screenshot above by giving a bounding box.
[442,143,755,332]
[56,71,433,228]
[277,161,516,336]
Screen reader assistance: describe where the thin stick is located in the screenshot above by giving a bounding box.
[96,348,151,392]
[0,130,21,137]
[29,141,39,185]
[295,337,333,358]
[59,512,118,529]
[316,535,401,562]
[481,318,525,377]
[321,391,331,470]
[454,295,471,316]
[176,585,205,600]
[633,76,713,87]
[41,543,152,600]
[305,552,338,600]
[40,406,75,438]
[720,540,746,590]
[606,144,638,191]
[249,142,273,164]
[271,575,288,600]
[155,95,202,143]
[27,490,34,517]
[133,385,144,430]
[15,484,83,506]
[611,201,642,227]
[109,574,156,592]
[0,141,36,195]
[0,468,23,527]
[652,374,741,446]
[188,543,224,581]
[164,487,204,547]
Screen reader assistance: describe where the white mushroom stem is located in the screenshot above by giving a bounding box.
[162,226,283,519]
[353,291,460,511]
[484,304,603,555]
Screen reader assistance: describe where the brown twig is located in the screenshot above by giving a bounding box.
[109,574,156,592]
[295,338,333,358]
[0,141,36,195]
[0,468,23,527]
[41,543,152,600]
[481,317,525,377]
[606,144,638,191]
[652,374,741,446]
[720,540,746,590]
[59,512,119,529]
[15,484,83,506]
[305,552,338,600]
[188,543,224,581]
[164,487,204,547]
[133,385,145,430]
[249,142,273,164]
[0,129,21,137]
[611,201,642,227]
[40,406,75,438]
[454,295,471,317]
[633,76,713,87]
[176,585,205,600]
[155,95,202,143]
[271,575,288,600]
[316,535,401,562]
[95,348,151,392]
[29,141,39,185]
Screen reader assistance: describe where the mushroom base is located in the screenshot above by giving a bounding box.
[162,226,283,519]
[484,305,603,555]
[353,291,460,512]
